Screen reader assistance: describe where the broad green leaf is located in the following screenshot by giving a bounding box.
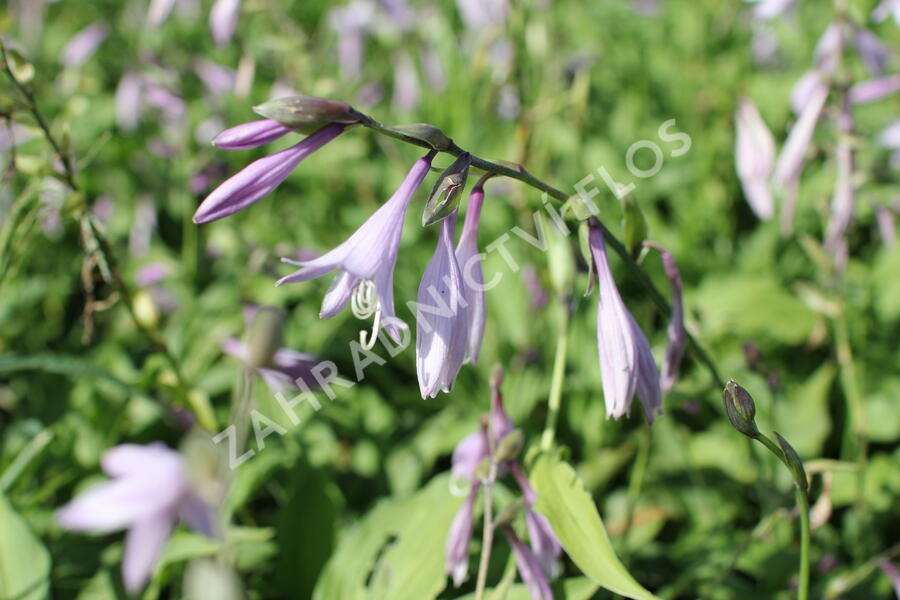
[0,493,51,600]
[530,454,661,600]
[774,363,834,456]
[313,473,464,600]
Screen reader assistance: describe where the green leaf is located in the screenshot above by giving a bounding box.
[313,473,464,600]
[530,453,661,600]
[0,493,51,600]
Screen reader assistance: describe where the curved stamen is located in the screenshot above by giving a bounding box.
[350,279,378,319]
[359,307,381,351]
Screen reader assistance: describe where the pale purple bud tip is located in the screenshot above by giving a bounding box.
[774,82,829,190]
[445,486,479,587]
[854,28,888,76]
[210,0,241,46]
[734,98,775,220]
[194,123,343,223]
[456,187,487,364]
[60,22,109,68]
[849,75,900,104]
[503,526,554,600]
[212,119,292,150]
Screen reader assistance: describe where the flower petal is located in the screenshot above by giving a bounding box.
[122,512,176,593]
[212,119,291,150]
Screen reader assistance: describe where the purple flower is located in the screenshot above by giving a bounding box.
[415,210,469,398]
[875,206,896,248]
[854,28,888,75]
[135,263,170,287]
[791,71,827,115]
[502,526,554,600]
[211,119,291,150]
[872,0,900,25]
[328,0,376,79]
[589,222,662,423]
[60,22,108,68]
[455,186,488,364]
[209,0,240,45]
[147,0,178,28]
[392,52,420,113]
[194,59,236,96]
[814,23,842,74]
[752,0,796,20]
[277,151,436,343]
[849,75,900,104]
[456,0,509,31]
[644,242,686,391]
[222,305,320,392]
[879,120,900,149]
[774,81,829,191]
[881,560,900,599]
[56,443,216,593]
[445,485,479,586]
[116,71,144,132]
[734,97,776,220]
[522,265,549,311]
[194,123,344,223]
[511,463,562,578]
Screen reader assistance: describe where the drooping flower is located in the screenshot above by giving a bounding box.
[589,222,662,422]
[502,526,555,600]
[415,210,469,398]
[790,70,827,115]
[643,242,686,391]
[734,97,776,220]
[752,0,796,20]
[327,0,376,79]
[392,51,420,113]
[455,185,488,364]
[147,0,178,28]
[849,75,900,104]
[57,443,217,593]
[116,71,144,132]
[456,0,509,31]
[221,305,320,392]
[511,463,562,578]
[277,151,437,344]
[773,82,829,191]
[853,27,888,75]
[872,0,900,25]
[209,0,240,46]
[193,123,344,223]
[445,475,480,586]
[60,22,108,68]
[194,59,237,97]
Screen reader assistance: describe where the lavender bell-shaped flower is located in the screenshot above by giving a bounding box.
[849,75,900,104]
[194,123,343,223]
[511,463,562,578]
[416,210,469,398]
[445,451,482,587]
[209,0,240,46]
[57,443,216,593]
[278,151,437,345]
[455,185,488,364]
[774,81,829,191]
[589,222,662,422]
[60,22,108,68]
[735,97,776,220]
[872,0,900,24]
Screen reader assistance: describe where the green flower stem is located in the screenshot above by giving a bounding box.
[540,299,569,451]
[796,487,811,600]
[364,119,725,390]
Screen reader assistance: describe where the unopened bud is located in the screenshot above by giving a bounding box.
[423,153,470,226]
[774,432,808,493]
[494,429,524,462]
[246,306,285,368]
[390,123,453,151]
[723,379,759,438]
[494,498,525,528]
[253,95,369,133]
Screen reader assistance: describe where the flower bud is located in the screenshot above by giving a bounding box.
[246,306,286,369]
[389,123,453,151]
[252,95,369,133]
[774,432,808,493]
[723,379,759,438]
[423,153,470,226]
[494,429,524,462]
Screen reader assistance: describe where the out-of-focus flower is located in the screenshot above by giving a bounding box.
[416,210,469,398]
[879,120,900,148]
[456,0,509,31]
[147,0,178,28]
[511,464,562,578]
[734,97,776,220]
[502,526,554,600]
[60,22,108,68]
[814,23,842,74]
[57,443,217,593]
[116,71,144,132]
[644,242,686,391]
[589,222,662,422]
[209,0,240,45]
[850,75,900,104]
[277,151,437,343]
[854,28,888,75]
[872,0,900,25]
[194,123,344,223]
[445,479,479,586]
[522,265,549,311]
[455,185,488,364]
[144,84,186,119]
[875,206,896,248]
[791,71,828,115]
[222,306,320,392]
[825,130,855,252]
[881,560,900,599]
[497,84,521,120]
[752,0,796,20]
[194,59,236,96]
[422,45,447,92]
[38,177,66,238]
[135,263,170,288]
[774,82,829,190]
[328,0,376,79]
[391,52,420,113]
[129,197,157,257]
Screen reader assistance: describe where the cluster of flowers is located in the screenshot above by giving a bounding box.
[736,1,899,252]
